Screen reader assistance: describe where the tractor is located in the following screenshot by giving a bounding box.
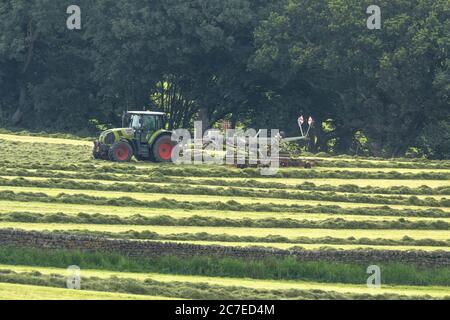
[93,111,175,162]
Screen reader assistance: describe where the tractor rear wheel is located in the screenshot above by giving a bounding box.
[108,141,133,162]
[152,135,175,163]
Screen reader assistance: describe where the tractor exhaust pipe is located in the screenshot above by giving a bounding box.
[122,111,127,128]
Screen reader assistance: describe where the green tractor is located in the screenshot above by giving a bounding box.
[93,111,175,162]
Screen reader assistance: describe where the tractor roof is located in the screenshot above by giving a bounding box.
[127,111,166,116]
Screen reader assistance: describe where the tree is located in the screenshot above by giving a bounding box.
[0,0,447,159]
[87,0,268,130]
[0,0,96,131]
[251,0,449,156]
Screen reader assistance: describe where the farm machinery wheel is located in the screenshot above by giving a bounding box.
[93,146,104,160]
[152,135,175,163]
[93,149,101,159]
[93,141,109,160]
[108,141,133,162]
[93,149,108,160]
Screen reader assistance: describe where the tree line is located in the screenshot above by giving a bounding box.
[0,0,448,158]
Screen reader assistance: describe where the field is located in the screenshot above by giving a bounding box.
[0,134,449,300]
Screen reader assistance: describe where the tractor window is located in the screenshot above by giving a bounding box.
[144,115,164,131]
[128,114,162,131]
[142,116,156,131]
[130,115,141,129]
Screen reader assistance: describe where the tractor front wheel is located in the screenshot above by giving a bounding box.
[93,149,108,160]
[93,141,109,160]
[152,135,175,163]
[108,141,133,162]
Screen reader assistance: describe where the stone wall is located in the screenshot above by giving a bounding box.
[0,229,448,267]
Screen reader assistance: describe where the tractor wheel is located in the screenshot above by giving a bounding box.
[108,141,133,162]
[93,142,107,160]
[152,135,175,163]
[93,150,108,160]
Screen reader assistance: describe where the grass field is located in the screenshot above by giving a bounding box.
[3,185,450,213]
[192,177,450,188]
[2,199,449,222]
[0,134,92,146]
[2,264,448,299]
[0,134,449,300]
[0,283,169,300]
[2,222,449,241]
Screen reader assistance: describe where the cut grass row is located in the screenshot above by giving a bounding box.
[2,222,449,242]
[4,152,450,180]
[2,190,450,220]
[4,177,450,207]
[195,177,450,188]
[4,175,450,198]
[4,169,450,190]
[0,134,91,146]
[312,167,450,173]
[4,226,450,247]
[2,211,450,231]
[0,130,92,142]
[0,282,167,300]
[1,199,449,222]
[0,265,448,300]
[300,157,450,170]
[2,184,450,211]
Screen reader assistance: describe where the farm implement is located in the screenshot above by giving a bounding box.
[196,116,317,168]
[93,111,317,168]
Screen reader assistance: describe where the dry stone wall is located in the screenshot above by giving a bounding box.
[0,229,448,267]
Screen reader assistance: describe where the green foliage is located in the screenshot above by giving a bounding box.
[0,0,448,158]
[419,121,450,160]
[250,0,449,156]
[0,0,97,130]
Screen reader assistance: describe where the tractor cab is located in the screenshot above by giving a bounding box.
[123,111,166,144]
[123,111,166,132]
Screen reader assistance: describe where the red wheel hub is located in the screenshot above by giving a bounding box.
[159,143,173,160]
[115,145,129,161]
